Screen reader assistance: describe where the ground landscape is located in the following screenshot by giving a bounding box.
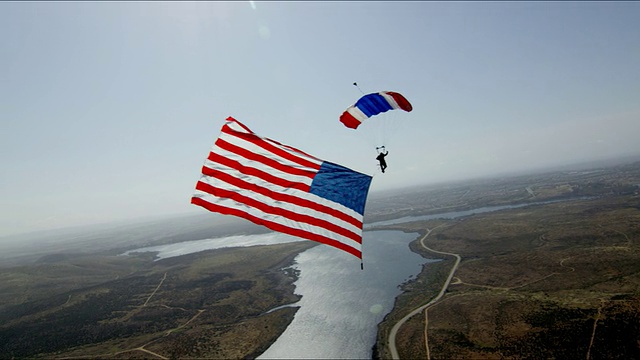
[372,159,640,359]
[1,158,640,359]
[0,241,317,359]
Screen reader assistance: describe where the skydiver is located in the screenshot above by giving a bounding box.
[376,147,389,173]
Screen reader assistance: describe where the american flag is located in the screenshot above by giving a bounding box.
[191,117,373,259]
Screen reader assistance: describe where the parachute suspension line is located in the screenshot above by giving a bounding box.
[353,82,365,94]
[375,112,392,151]
[378,108,408,150]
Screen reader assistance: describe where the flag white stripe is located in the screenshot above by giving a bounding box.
[218,131,321,173]
[205,145,316,187]
[223,121,324,166]
[201,159,363,221]
[193,189,361,251]
[197,170,363,235]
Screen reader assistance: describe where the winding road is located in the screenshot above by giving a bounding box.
[388,225,460,359]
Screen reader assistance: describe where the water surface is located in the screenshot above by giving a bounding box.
[258,230,429,359]
[122,232,303,260]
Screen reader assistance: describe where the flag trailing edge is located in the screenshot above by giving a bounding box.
[191,117,373,259]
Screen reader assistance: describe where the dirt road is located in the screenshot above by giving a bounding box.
[388,225,460,359]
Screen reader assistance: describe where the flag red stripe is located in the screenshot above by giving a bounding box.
[199,167,362,229]
[204,154,311,192]
[215,138,317,179]
[222,124,322,170]
[195,181,362,243]
[191,196,362,258]
[225,117,322,161]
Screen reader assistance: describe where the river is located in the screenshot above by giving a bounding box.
[123,230,428,359]
[365,199,569,228]
[258,230,428,359]
[124,199,575,359]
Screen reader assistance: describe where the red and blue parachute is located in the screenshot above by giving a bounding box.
[339,91,413,129]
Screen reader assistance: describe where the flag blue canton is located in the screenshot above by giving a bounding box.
[309,162,372,216]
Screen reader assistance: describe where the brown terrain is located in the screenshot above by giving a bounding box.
[372,160,640,359]
[1,158,639,359]
[0,242,316,359]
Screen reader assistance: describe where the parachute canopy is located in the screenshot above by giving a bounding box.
[339,91,413,129]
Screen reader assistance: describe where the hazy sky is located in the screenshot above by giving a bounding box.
[2,1,639,236]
